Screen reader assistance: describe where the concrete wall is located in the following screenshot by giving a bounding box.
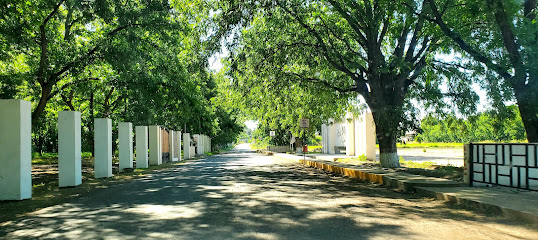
[135,126,149,168]
[169,130,176,162]
[0,100,32,200]
[322,112,376,159]
[58,111,82,187]
[94,118,113,178]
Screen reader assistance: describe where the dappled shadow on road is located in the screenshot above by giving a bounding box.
[1,152,535,239]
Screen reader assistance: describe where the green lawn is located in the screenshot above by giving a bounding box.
[394,142,464,148]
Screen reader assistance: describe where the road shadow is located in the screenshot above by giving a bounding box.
[0,151,534,239]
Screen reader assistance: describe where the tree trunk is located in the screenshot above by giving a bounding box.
[32,82,53,126]
[514,89,538,142]
[370,105,401,168]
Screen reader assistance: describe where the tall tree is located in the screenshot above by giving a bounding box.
[426,0,538,142]
[0,0,174,125]
[216,0,450,167]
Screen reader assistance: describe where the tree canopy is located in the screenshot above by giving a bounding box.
[0,0,243,153]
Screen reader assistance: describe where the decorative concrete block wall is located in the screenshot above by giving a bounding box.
[467,143,538,190]
[183,133,190,160]
[149,125,162,166]
[119,122,133,172]
[58,111,82,187]
[0,100,32,200]
[135,126,149,168]
[94,118,113,178]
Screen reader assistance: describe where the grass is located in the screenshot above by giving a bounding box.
[307,145,322,152]
[0,151,219,223]
[394,142,464,148]
[334,155,463,181]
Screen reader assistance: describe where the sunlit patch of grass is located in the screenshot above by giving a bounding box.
[399,156,463,181]
[394,142,464,148]
[399,156,436,168]
[307,146,322,152]
[335,155,372,165]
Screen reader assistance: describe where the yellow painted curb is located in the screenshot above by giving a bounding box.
[298,158,383,184]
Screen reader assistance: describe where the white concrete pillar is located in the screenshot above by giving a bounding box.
[183,133,190,159]
[356,113,376,160]
[135,126,149,168]
[0,100,32,200]
[201,134,205,154]
[328,120,337,154]
[149,125,162,166]
[195,134,203,155]
[169,130,176,162]
[364,113,376,161]
[94,118,113,178]
[119,122,133,172]
[190,146,196,158]
[321,124,328,154]
[346,115,356,156]
[58,111,82,187]
[175,131,182,161]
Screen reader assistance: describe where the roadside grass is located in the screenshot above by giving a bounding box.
[334,155,463,181]
[307,145,322,152]
[0,156,201,223]
[394,142,464,148]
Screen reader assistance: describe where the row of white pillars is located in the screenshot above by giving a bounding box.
[1,100,190,200]
[193,134,212,155]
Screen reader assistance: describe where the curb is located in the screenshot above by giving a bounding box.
[415,187,538,226]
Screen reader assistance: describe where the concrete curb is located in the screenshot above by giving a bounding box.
[415,186,538,226]
[268,151,538,225]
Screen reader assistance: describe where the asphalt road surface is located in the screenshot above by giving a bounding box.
[1,144,536,239]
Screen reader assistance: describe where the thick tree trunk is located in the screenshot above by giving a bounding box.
[32,83,53,126]
[514,88,538,142]
[370,106,401,168]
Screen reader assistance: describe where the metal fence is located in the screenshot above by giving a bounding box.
[469,143,538,191]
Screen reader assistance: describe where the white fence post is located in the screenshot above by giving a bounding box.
[0,100,32,200]
[169,130,176,162]
[94,118,113,178]
[119,122,133,172]
[135,126,149,168]
[58,111,82,187]
[149,125,162,166]
[183,133,191,160]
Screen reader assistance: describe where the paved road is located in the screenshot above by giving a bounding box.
[1,144,536,239]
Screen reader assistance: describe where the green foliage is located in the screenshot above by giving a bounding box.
[0,0,242,152]
[427,0,538,141]
[416,105,526,143]
[399,157,436,169]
